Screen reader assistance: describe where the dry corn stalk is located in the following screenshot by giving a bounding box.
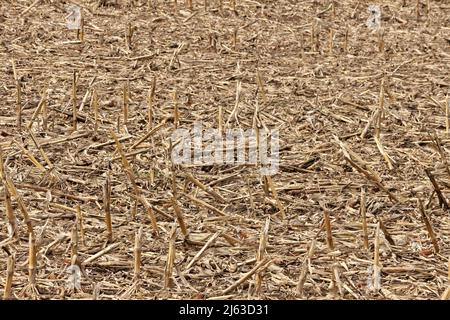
[103,173,113,242]
[222,258,272,295]
[83,243,120,266]
[264,175,285,220]
[75,205,85,246]
[372,222,381,292]
[336,137,399,202]
[71,222,79,266]
[226,78,242,126]
[442,285,450,300]
[134,227,143,279]
[247,178,255,215]
[186,173,226,203]
[323,210,334,250]
[27,88,48,131]
[344,26,349,53]
[171,197,188,237]
[297,238,316,296]
[374,109,394,170]
[129,118,167,150]
[328,29,334,54]
[26,128,52,167]
[323,209,341,296]
[425,168,449,210]
[123,82,129,126]
[92,88,99,133]
[3,254,15,299]
[147,76,156,129]
[78,76,96,113]
[72,70,77,131]
[28,232,37,287]
[233,27,238,49]
[447,95,450,136]
[218,104,223,134]
[360,109,377,140]
[255,217,270,295]
[111,131,158,234]
[261,175,270,197]
[416,0,420,20]
[0,146,4,180]
[332,261,343,297]
[168,42,184,70]
[185,231,221,270]
[374,217,394,247]
[441,257,450,299]
[20,0,41,16]
[173,89,179,129]
[256,70,267,105]
[78,15,85,42]
[14,140,46,172]
[171,161,178,198]
[378,29,384,53]
[11,59,22,131]
[360,188,369,250]
[125,22,133,50]
[5,177,34,236]
[184,192,226,216]
[430,132,450,178]
[4,185,17,238]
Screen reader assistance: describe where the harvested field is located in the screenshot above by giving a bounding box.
[0,0,450,300]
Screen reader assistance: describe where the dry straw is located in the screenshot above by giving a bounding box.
[360,188,369,250]
[72,71,77,131]
[372,222,381,292]
[185,231,221,270]
[92,88,99,133]
[6,177,35,236]
[134,227,143,279]
[28,232,38,296]
[418,199,439,253]
[76,205,85,246]
[425,168,449,210]
[111,131,159,234]
[171,196,188,237]
[123,81,129,126]
[11,60,21,131]
[1,0,449,301]
[254,217,270,295]
[441,258,450,300]
[147,76,156,129]
[3,254,15,299]
[4,184,17,238]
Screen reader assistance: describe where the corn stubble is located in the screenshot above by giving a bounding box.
[1,0,449,301]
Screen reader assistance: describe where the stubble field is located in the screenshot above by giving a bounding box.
[0,0,450,300]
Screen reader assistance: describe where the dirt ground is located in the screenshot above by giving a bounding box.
[0,0,450,300]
